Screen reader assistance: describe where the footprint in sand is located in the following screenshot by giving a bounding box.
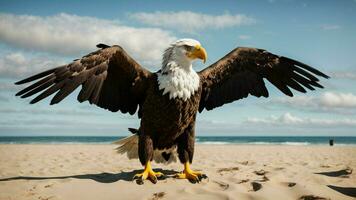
[25,185,37,197]
[274,167,285,171]
[254,169,268,176]
[255,175,269,182]
[280,182,296,187]
[287,182,296,187]
[151,192,165,200]
[298,195,330,200]
[217,167,239,175]
[44,184,54,188]
[38,196,55,200]
[249,169,270,183]
[234,179,249,184]
[213,180,229,191]
[250,181,262,192]
[238,161,252,165]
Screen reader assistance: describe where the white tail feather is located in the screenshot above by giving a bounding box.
[114,135,139,159]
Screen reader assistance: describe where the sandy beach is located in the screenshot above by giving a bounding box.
[0,144,355,200]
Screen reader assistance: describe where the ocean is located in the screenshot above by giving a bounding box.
[0,136,356,145]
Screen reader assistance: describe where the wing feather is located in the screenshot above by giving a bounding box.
[90,73,105,104]
[285,78,307,93]
[50,75,86,105]
[15,67,61,84]
[16,74,56,97]
[21,76,56,98]
[30,81,66,104]
[16,45,152,116]
[77,77,97,102]
[198,47,328,112]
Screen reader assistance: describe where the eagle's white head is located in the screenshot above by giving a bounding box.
[158,38,207,101]
[162,38,207,72]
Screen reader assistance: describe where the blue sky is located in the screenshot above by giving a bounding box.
[0,0,356,136]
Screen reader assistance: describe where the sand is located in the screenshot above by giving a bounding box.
[0,144,355,200]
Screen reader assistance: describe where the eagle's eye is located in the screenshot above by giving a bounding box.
[182,45,194,52]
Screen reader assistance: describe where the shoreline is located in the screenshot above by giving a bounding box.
[2,136,356,146]
[1,143,356,147]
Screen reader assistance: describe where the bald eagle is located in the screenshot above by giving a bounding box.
[15,39,328,184]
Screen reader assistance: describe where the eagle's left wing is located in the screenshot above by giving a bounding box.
[15,44,152,116]
[198,47,329,112]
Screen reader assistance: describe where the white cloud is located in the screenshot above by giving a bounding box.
[321,24,341,30]
[246,112,356,127]
[0,52,65,78]
[270,92,356,114]
[238,35,251,40]
[320,92,356,107]
[129,11,256,33]
[197,112,356,135]
[0,114,139,136]
[0,107,98,116]
[331,71,356,80]
[0,118,121,129]
[0,13,176,66]
[246,113,302,125]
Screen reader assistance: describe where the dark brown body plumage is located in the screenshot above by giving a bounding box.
[139,73,202,165]
[15,44,329,167]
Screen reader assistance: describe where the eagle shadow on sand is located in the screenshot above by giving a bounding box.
[0,169,181,184]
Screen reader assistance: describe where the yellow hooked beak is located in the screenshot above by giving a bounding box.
[188,45,207,63]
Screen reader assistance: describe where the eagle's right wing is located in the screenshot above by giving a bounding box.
[198,47,329,112]
[15,44,152,116]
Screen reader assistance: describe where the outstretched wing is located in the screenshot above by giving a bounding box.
[198,47,329,112]
[15,44,152,115]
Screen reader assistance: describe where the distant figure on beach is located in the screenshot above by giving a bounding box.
[329,139,334,146]
[15,38,329,184]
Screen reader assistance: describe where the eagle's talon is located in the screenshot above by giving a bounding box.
[133,161,163,184]
[154,172,164,177]
[150,175,158,184]
[135,178,144,185]
[174,162,205,183]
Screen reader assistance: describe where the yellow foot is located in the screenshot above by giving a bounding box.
[174,162,207,183]
[133,161,164,184]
